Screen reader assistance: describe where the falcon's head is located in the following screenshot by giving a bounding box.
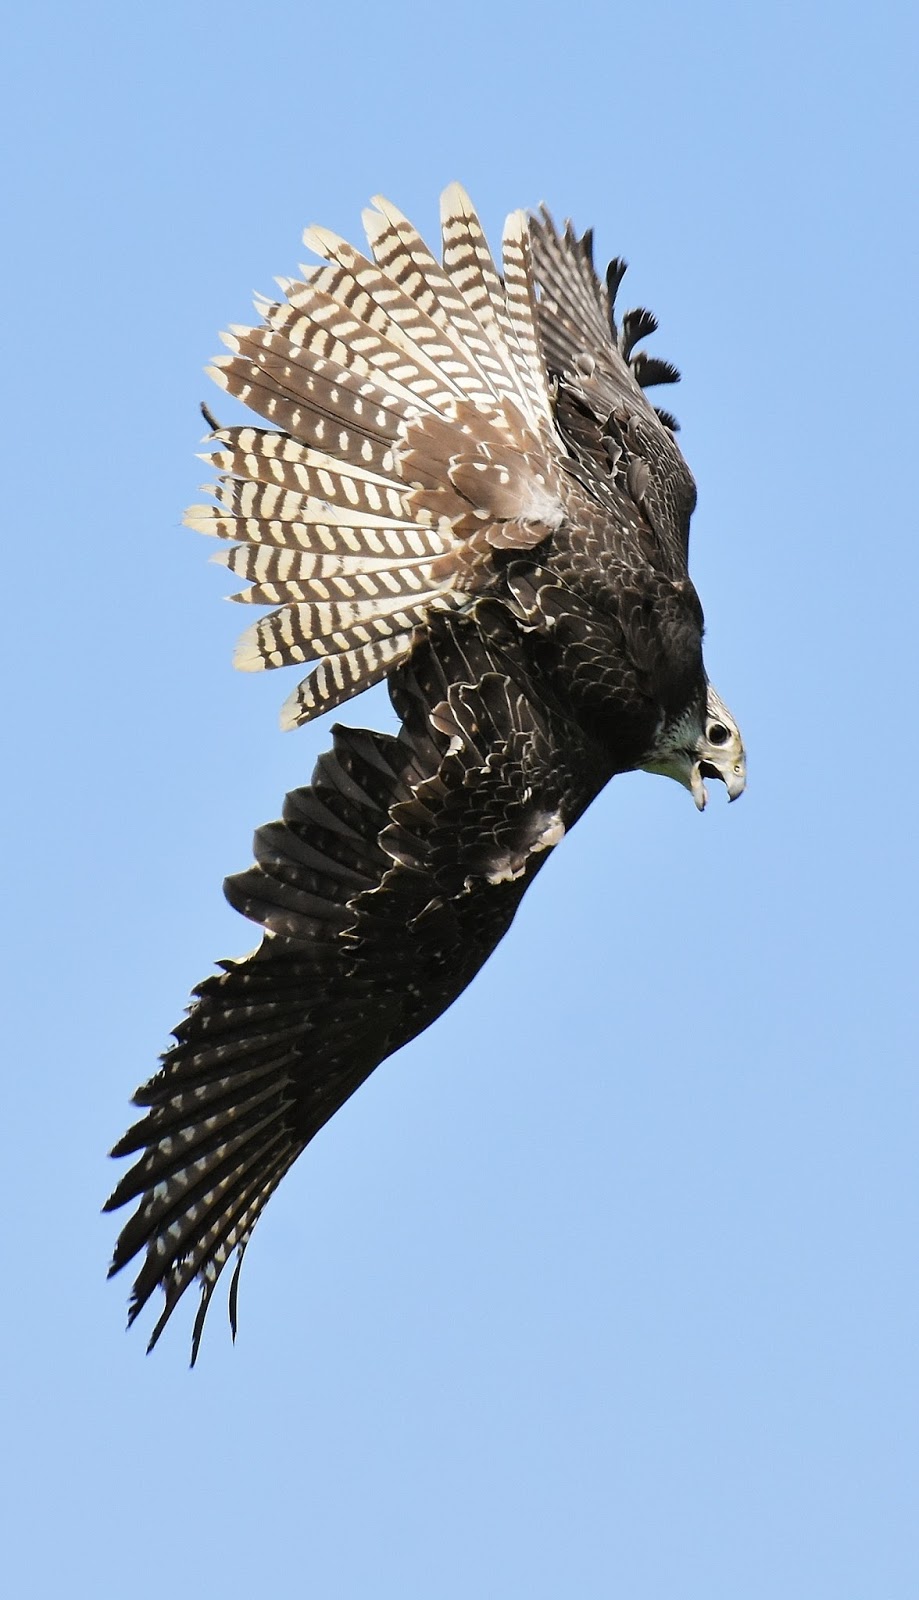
[642,686,746,810]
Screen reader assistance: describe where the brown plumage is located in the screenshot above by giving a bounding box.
[107,186,745,1361]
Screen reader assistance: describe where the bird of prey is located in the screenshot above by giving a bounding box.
[107,185,745,1361]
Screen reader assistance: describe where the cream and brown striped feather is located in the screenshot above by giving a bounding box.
[362,194,535,417]
[186,187,565,727]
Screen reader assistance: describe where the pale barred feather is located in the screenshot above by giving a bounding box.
[279,631,427,730]
[439,184,511,347]
[214,539,444,588]
[204,416,493,502]
[363,195,537,419]
[192,462,464,667]
[227,567,439,612]
[207,469,397,516]
[500,212,554,427]
[216,324,441,451]
[236,591,451,665]
[257,275,467,412]
[220,328,411,457]
[207,350,506,511]
[204,359,425,464]
[438,184,535,403]
[195,427,399,496]
[438,192,551,431]
[194,509,453,615]
[235,596,443,675]
[188,466,418,533]
[361,191,554,435]
[209,340,442,448]
[296,228,507,408]
[188,507,437,556]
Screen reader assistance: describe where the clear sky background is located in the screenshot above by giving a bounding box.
[3,3,917,1595]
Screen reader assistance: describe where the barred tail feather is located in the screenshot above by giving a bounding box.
[277,632,424,728]
[189,187,565,725]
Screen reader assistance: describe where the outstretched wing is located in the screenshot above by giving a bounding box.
[106,610,612,1360]
[527,208,697,580]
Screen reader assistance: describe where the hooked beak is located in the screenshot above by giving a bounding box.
[695,757,746,808]
[725,763,746,802]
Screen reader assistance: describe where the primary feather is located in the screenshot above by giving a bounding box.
[108,186,745,1359]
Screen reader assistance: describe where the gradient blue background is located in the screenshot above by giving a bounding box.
[4,3,916,1594]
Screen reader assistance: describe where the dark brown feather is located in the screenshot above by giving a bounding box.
[109,188,727,1358]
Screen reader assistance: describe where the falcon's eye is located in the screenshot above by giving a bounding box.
[708,722,730,746]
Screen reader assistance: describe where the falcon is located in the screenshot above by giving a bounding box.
[107,185,745,1360]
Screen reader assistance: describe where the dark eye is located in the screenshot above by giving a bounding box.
[708,722,729,745]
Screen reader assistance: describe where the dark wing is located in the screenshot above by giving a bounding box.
[106,609,612,1361]
[527,208,697,580]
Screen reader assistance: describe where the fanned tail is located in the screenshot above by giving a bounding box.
[186,186,565,728]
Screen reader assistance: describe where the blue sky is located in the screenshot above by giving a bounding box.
[3,2,917,1594]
